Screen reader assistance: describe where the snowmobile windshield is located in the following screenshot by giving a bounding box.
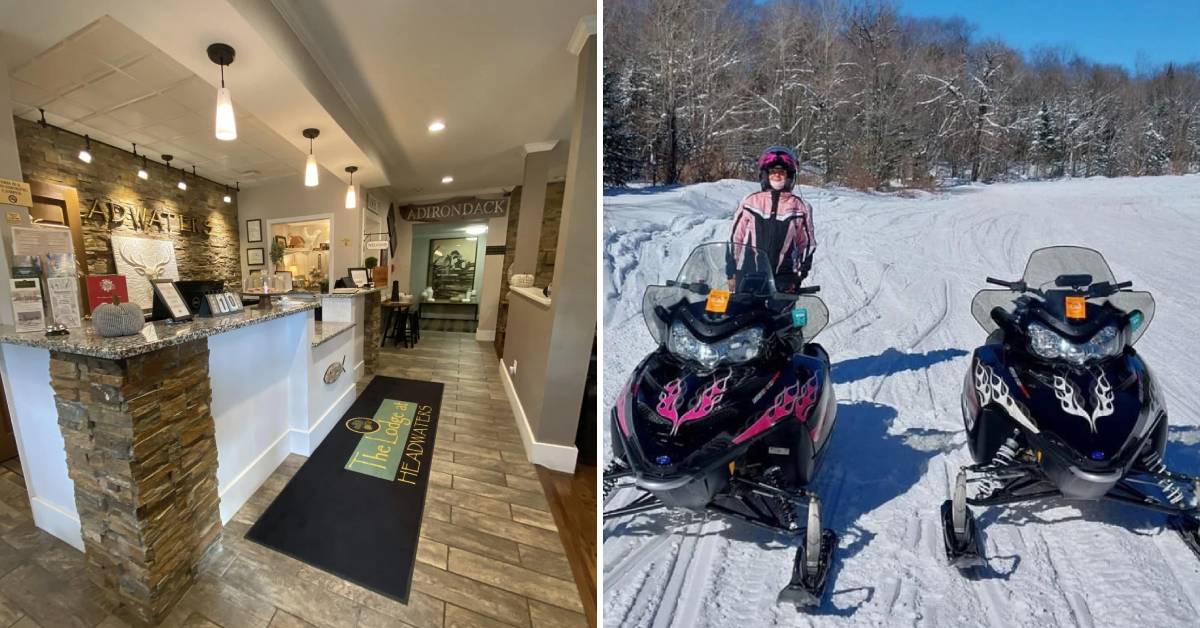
[971,246,1156,344]
[641,242,829,343]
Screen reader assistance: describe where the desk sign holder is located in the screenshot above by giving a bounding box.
[200,291,244,317]
[150,279,193,324]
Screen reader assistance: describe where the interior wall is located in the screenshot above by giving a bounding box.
[0,76,26,325]
[493,181,565,356]
[238,170,363,288]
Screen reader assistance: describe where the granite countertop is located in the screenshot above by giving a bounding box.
[311,321,355,348]
[0,300,319,360]
[321,288,381,299]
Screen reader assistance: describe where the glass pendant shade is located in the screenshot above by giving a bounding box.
[345,184,356,209]
[137,168,148,180]
[305,154,319,187]
[78,149,91,163]
[215,87,237,140]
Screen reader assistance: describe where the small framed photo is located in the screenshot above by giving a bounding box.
[247,248,265,266]
[151,279,193,322]
[246,219,263,243]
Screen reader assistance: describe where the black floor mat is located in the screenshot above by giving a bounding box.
[245,376,444,603]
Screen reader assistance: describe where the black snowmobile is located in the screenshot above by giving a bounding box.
[603,242,839,608]
[943,245,1200,567]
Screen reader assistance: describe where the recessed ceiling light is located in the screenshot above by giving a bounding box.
[428,120,445,132]
[441,175,453,184]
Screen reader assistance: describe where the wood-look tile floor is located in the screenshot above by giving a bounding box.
[0,331,591,627]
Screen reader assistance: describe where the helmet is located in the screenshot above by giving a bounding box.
[757,145,798,191]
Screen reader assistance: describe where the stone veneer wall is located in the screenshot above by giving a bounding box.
[492,181,564,357]
[363,290,381,374]
[49,340,221,625]
[13,117,241,287]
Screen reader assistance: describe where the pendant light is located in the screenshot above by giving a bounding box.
[78,135,92,163]
[133,143,149,179]
[344,166,358,208]
[207,43,238,141]
[303,128,320,187]
[223,184,232,204]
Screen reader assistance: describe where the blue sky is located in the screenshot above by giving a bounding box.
[897,1,1199,70]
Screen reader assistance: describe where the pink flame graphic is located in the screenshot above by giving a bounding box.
[732,373,819,445]
[672,372,732,434]
[657,378,684,424]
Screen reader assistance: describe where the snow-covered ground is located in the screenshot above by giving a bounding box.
[602,176,1200,627]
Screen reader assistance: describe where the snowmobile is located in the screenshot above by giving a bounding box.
[943,245,1200,568]
[603,242,839,608]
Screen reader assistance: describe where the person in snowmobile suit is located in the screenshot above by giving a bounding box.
[727,145,816,294]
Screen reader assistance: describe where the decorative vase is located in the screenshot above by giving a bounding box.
[92,296,145,337]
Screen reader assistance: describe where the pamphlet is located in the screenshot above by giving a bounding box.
[47,276,82,328]
[10,278,45,332]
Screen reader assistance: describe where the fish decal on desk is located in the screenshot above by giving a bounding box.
[324,356,346,384]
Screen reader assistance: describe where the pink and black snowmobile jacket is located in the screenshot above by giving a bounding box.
[727,189,816,292]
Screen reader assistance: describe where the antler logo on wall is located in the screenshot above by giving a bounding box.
[118,244,170,280]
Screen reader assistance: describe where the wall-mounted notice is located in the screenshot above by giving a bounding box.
[10,278,45,332]
[10,225,72,257]
[47,276,82,328]
[0,178,32,207]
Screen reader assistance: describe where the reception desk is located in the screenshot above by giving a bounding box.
[0,296,370,624]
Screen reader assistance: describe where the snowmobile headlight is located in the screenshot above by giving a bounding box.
[1027,322,1121,366]
[668,322,762,370]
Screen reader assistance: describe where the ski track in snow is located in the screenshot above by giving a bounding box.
[601,176,1200,627]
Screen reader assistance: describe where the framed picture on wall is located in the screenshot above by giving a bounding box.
[247,248,265,266]
[246,219,263,243]
[427,237,477,301]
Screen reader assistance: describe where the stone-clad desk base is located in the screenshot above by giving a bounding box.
[49,338,220,626]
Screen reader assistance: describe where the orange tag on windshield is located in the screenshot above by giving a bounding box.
[1065,296,1087,320]
[705,289,731,313]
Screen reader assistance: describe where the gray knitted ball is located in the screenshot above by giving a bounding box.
[92,299,145,337]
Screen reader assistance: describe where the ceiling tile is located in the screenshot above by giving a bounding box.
[12,46,111,95]
[119,54,192,92]
[64,71,155,113]
[41,95,96,122]
[78,113,133,137]
[8,79,54,108]
[162,76,217,116]
[107,95,191,128]
[70,18,154,69]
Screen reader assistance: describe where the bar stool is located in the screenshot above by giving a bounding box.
[404,304,420,347]
[381,301,408,347]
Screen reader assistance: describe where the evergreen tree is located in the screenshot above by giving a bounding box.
[603,68,642,186]
[1032,103,1064,177]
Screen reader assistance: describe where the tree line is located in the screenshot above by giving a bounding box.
[603,0,1200,188]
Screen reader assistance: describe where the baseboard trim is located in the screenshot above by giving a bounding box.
[475,329,496,342]
[290,383,356,455]
[217,429,291,524]
[497,359,578,473]
[30,496,82,551]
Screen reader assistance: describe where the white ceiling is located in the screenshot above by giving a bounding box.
[269,0,591,199]
[8,17,323,187]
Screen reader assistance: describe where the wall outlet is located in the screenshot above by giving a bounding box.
[508,360,518,376]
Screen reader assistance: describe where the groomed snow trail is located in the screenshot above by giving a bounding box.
[602,176,1200,627]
